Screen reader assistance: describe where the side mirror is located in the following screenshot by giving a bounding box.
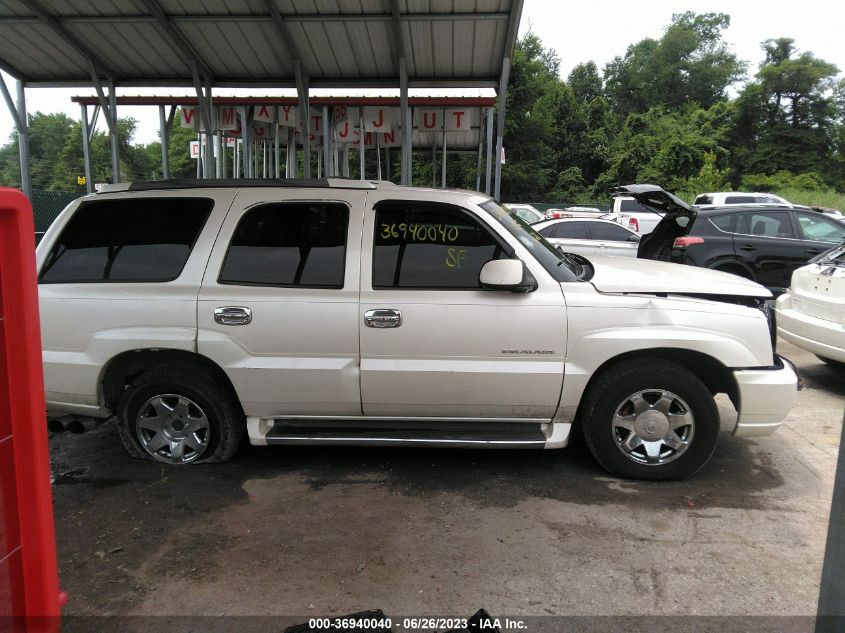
[628,234,641,242]
[479,259,537,293]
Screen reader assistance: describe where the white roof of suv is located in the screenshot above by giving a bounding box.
[694,192,791,206]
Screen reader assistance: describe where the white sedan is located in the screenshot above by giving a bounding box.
[776,242,845,368]
[533,218,641,258]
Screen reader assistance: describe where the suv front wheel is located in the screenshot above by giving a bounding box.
[117,363,244,464]
[580,358,720,480]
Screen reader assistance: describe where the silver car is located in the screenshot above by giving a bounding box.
[534,218,641,258]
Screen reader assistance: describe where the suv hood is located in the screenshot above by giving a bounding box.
[586,255,771,298]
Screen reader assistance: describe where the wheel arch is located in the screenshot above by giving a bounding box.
[709,259,756,281]
[573,348,739,426]
[99,348,242,414]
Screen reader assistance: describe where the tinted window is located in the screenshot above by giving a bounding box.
[620,199,649,213]
[373,202,506,289]
[735,212,795,238]
[552,222,588,239]
[589,222,631,241]
[537,225,556,238]
[694,195,713,205]
[220,203,348,287]
[40,198,212,283]
[795,212,845,243]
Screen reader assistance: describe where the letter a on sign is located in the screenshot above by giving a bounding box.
[181,107,199,131]
[254,105,277,123]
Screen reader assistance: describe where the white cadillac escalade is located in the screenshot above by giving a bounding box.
[36,180,797,480]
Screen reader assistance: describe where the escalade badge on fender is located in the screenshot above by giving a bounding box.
[501,349,555,355]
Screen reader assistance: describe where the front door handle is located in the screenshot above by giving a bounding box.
[364,309,402,328]
[214,306,252,326]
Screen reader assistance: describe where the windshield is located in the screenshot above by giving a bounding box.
[480,200,582,282]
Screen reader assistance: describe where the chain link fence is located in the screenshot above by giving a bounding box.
[29,189,83,243]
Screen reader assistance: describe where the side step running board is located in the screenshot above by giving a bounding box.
[264,421,548,449]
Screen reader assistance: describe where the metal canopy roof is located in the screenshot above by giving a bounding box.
[0,0,523,89]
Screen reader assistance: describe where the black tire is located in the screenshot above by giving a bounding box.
[816,355,845,370]
[580,358,720,480]
[117,362,244,464]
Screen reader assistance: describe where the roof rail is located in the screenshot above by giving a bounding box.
[96,178,382,193]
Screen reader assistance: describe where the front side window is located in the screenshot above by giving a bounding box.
[795,212,845,243]
[373,202,507,289]
[220,202,348,288]
[735,212,795,238]
[39,197,213,283]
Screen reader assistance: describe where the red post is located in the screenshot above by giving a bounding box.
[0,188,60,632]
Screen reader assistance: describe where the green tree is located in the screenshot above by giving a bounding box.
[732,39,841,183]
[604,12,746,117]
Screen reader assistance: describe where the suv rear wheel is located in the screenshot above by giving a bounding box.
[117,363,244,464]
[580,358,720,480]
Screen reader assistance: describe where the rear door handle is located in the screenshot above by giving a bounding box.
[739,244,757,251]
[364,309,402,328]
[214,306,252,325]
[806,248,823,255]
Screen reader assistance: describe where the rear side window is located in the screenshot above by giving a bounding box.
[694,195,713,205]
[39,197,212,283]
[220,203,348,288]
[588,222,631,241]
[735,212,795,238]
[553,222,588,239]
[710,214,736,232]
[373,201,507,289]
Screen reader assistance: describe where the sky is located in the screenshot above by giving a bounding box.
[1,0,844,148]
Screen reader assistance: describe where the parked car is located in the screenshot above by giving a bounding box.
[37,179,796,480]
[504,203,544,224]
[544,207,568,219]
[620,184,845,293]
[776,242,845,369]
[694,192,791,206]
[607,194,664,234]
[533,218,640,258]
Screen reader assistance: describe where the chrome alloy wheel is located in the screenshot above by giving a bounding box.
[611,389,695,466]
[135,394,210,464]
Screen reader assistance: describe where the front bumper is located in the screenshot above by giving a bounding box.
[732,355,798,437]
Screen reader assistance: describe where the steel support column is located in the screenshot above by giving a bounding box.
[322,106,332,177]
[80,105,93,193]
[158,104,175,179]
[484,107,493,195]
[399,59,411,185]
[358,107,365,180]
[286,126,295,177]
[476,125,483,192]
[214,126,223,178]
[494,62,509,200]
[274,124,280,178]
[1,77,30,197]
[295,63,310,179]
[441,108,447,188]
[107,83,120,183]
